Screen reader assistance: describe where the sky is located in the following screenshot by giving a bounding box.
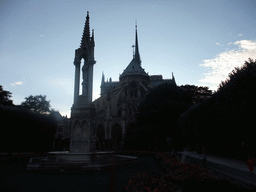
[1,0,256,117]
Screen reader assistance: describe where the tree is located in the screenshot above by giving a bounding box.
[0,105,57,152]
[0,85,13,106]
[126,83,193,151]
[21,95,51,114]
[180,59,256,159]
[180,85,212,104]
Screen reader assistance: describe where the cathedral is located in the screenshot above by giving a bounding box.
[93,24,176,151]
[55,12,176,151]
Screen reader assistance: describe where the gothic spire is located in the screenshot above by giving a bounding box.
[134,24,141,64]
[80,11,90,48]
[172,72,177,86]
[120,23,148,81]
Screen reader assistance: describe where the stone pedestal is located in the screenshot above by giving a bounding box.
[70,100,96,153]
[70,137,97,153]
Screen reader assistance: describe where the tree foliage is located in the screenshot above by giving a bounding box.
[126,83,194,151]
[21,95,51,114]
[180,85,212,104]
[0,85,13,106]
[0,105,57,152]
[180,59,256,159]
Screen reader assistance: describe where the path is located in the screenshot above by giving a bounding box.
[178,151,256,186]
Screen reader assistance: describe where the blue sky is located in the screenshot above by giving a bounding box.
[1,0,256,117]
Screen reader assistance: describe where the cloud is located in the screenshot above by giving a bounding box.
[234,40,256,50]
[11,79,25,86]
[199,40,256,91]
[215,42,223,47]
[239,34,243,36]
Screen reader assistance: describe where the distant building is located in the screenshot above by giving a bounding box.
[52,111,70,150]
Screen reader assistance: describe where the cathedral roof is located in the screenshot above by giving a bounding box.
[120,25,149,80]
[120,58,148,78]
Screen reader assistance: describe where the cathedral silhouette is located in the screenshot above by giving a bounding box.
[56,12,176,152]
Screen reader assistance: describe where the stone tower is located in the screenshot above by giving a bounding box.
[70,12,97,153]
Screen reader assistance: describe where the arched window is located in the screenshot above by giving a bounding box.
[130,81,137,89]
[82,120,89,140]
[130,89,133,98]
[96,124,105,151]
[134,89,137,98]
[111,123,122,151]
[117,108,122,117]
[74,121,81,139]
[126,122,135,138]
[140,86,146,98]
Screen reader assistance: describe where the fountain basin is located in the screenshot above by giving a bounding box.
[26,151,139,173]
